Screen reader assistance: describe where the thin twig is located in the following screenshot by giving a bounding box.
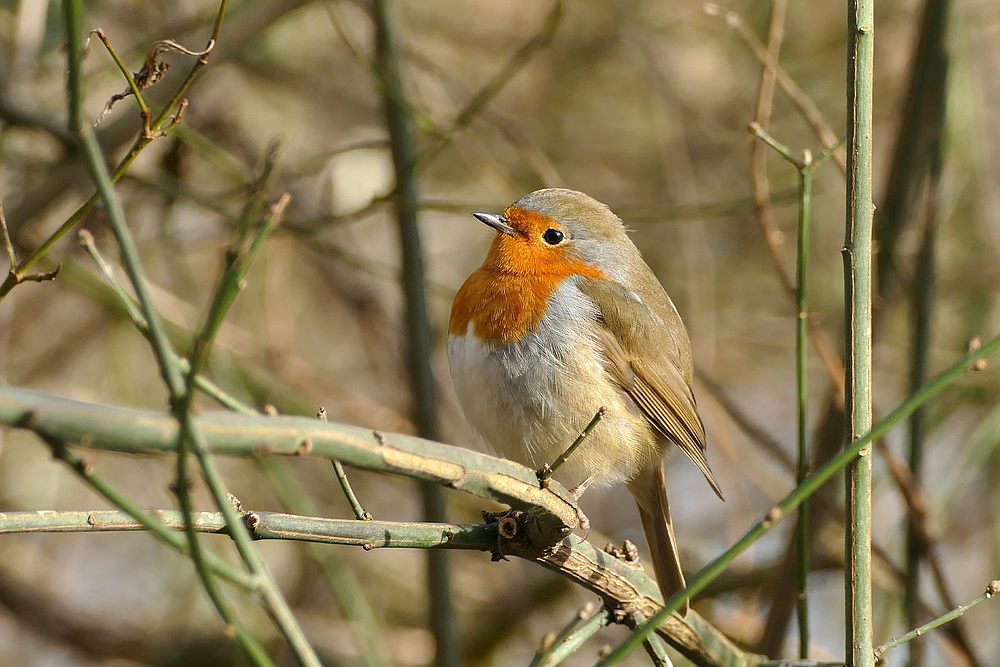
[749,114,841,661]
[528,605,611,667]
[0,198,62,286]
[746,121,847,405]
[0,1,223,302]
[873,581,1000,662]
[594,332,1000,665]
[36,429,275,666]
[704,2,846,174]
[90,29,151,119]
[794,148,814,661]
[536,407,607,488]
[92,33,211,134]
[77,229,253,415]
[0,199,16,270]
[319,407,372,520]
[625,611,674,667]
[750,121,801,167]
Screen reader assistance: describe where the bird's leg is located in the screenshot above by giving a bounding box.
[568,474,597,534]
[569,474,597,500]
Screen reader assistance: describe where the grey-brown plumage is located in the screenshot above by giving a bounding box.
[448,188,723,616]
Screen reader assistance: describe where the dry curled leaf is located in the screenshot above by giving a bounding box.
[95,38,212,126]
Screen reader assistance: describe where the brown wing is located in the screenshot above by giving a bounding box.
[579,278,724,500]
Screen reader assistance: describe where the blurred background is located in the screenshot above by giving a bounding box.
[1,0,999,665]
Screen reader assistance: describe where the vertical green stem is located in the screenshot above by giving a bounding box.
[371,1,455,666]
[845,0,875,665]
[62,2,284,665]
[902,4,949,664]
[905,115,942,667]
[795,153,814,659]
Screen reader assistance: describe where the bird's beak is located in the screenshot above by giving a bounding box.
[472,212,517,236]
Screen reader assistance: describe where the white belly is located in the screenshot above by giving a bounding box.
[447,280,656,487]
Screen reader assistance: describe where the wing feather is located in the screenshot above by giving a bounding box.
[579,278,724,499]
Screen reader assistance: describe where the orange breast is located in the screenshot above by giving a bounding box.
[449,206,607,346]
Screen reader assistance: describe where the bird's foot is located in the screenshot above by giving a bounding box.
[569,474,597,500]
[566,475,598,536]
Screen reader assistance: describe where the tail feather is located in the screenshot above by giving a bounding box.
[628,464,688,616]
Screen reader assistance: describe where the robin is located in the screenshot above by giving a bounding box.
[448,188,723,614]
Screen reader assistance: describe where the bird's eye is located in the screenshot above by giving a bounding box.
[542,228,564,245]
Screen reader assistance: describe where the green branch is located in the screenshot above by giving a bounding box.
[0,1,225,302]
[874,580,1000,662]
[4,323,998,667]
[845,0,876,663]
[0,508,497,549]
[595,331,1000,665]
[0,386,580,531]
[0,385,753,667]
[34,430,274,665]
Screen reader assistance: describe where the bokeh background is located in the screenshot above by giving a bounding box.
[1,0,999,665]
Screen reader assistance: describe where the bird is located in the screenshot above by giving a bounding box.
[448,188,723,615]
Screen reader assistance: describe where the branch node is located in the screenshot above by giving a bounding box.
[498,516,518,539]
[244,511,261,534]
